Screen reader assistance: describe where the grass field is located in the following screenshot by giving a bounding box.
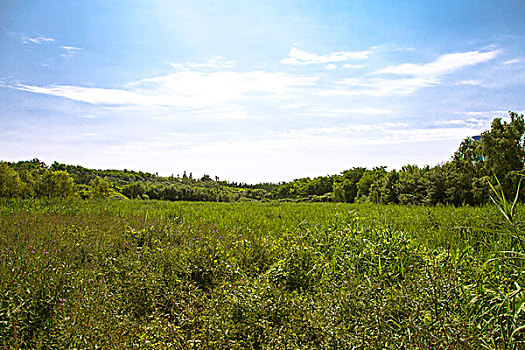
[1,198,524,349]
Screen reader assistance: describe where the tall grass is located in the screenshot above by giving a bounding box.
[471,178,525,349]
[0,198,520,348]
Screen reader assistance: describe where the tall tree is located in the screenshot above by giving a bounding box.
[481,112,525,199]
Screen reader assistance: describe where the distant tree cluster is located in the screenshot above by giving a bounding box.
[1,112,523,205]
[0,158,269,202]
[276,112,525,205]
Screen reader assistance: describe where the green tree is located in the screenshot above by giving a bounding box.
[37,170,74,197]
[423,165,447,205]
[89,177,112,198]
[481,112,525,200]
[122,182,145,199]
[356,167,387,202]
[377,170,400,204]
[333,168,366,203]
[396,165,427,205]
[0,162,23,198]
[444,137,483,205]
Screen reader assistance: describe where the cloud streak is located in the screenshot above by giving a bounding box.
[22,34,55,44]
[170,56,236,70]
[281,47,371,65]
[317,49,500,97]
[11,69,318,118]
[7,48,504,121]
[376,50,500,77]
[60,45,82,58]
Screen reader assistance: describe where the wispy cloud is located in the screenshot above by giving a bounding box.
[60,45,82,58]
[264,123,482,149]
[376,50,500,77]
[457,79,484,86]
[7,48,506,123]
[14,83,149,106]
[17,32,82,59]
[341,64,365,69]
[295,107,392,117]
[105,122,475,163]
[281,47,371,65]
[22,34,55,44]
[502,58,522,65]
[317,49,500,97]
[433,117,490,129]
[10,67,317,119]
[317,76,435,97]
[170,56,236,70]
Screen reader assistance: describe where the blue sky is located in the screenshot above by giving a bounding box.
[1,0,524,182]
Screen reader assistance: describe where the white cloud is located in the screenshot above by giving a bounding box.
[296,107,392,117]
[463,110,525,120]
[170,56,236,70]
[317,76,435,97]
[12,68,318,118]
[129,70,317,106]
[281,47,371,65]
[186,105,257,120]
[60,45,82,58]
[22,34,55,44]
[264,123,482,149]
[457,79,483,86]
[112,123,450,160]
[433,120,469,126]
[341,64,365,69]
[433,117,490,129]
[317,49,500,97]
[376,50,500,78]
[15,83,151,106]
[325,64,338,70]
[502,58,522,65]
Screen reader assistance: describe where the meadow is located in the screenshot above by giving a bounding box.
[1,198,524,349]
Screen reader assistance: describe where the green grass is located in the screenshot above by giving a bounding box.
[0,198,523,349]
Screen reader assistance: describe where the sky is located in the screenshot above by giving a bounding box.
[1,0,525,183]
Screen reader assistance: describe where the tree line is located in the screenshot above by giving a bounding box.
[1,112,523,205]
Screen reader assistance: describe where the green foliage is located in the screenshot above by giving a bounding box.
[0,162,23,198]
[396,165,427,205]
[467,177,525,349]
[356,166,387,202]
[2,199,517,347]
[482,113,525,200]
[332,167,366,203]
[37,170,74,198]
[88,176,113,198]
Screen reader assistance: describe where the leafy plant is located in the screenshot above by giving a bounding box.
[475,176,525,349]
